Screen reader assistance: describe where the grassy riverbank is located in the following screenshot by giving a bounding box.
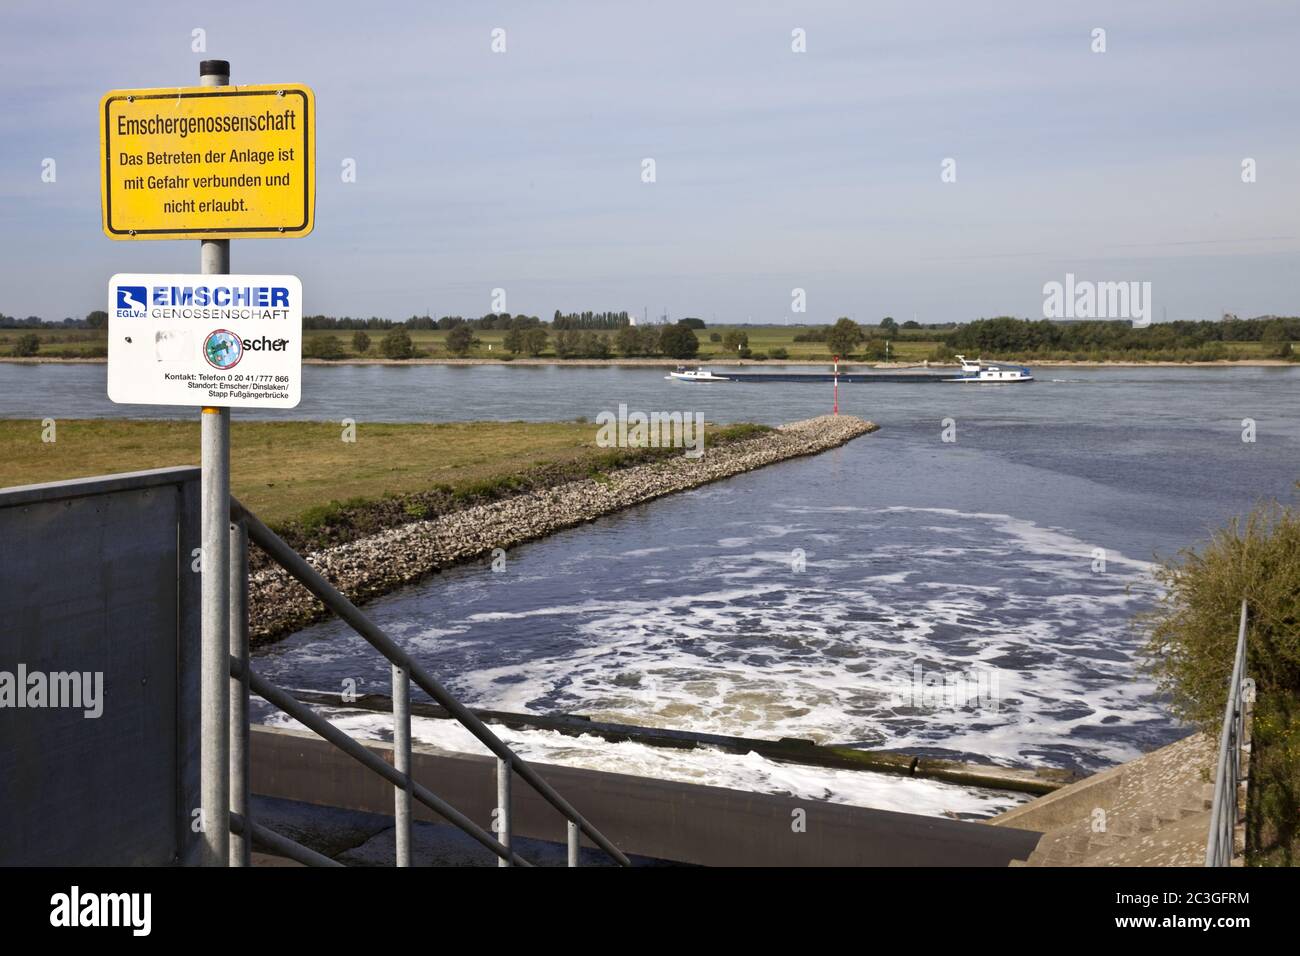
[243,415,871,641]
[0,417,770,534]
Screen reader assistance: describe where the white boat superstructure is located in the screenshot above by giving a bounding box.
[947,355,1034,383]
[666,366,731,383]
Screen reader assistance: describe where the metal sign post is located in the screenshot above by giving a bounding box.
[101,58,313,868]
[198,58,231,868]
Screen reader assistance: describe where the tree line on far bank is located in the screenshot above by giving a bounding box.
[298,314,1297,363]
[5,309,1297,362]
[798,314,1299,362]
[945,315,1299,360]
[301,318,707,360]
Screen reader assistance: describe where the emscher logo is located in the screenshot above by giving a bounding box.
[114,286,147,317]
[203,329,244,369]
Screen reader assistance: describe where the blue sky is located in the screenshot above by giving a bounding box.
[2,0,1298,323]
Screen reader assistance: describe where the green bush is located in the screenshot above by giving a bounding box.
[554,329,581,358]
[769,347,789,359]
[381,328,415,359]
[524,327,549,356]
[659,324,699,359]
[11,333,40,357]
[446,324,477,356]
[722,329,748,352]
[862,338,887,361]
[304,335,345,360]
[1142,501,1300,729]
[299,499,349,530]
[826,317,863,358]
[1141,497,1300,863]
[452,474,526,501]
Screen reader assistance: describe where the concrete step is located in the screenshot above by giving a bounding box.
[991,733,1223,867]
[1024,830,1089,866]
[1086,830,1133,851]
[1028,849,1083,867]
[1129,810,1159,833]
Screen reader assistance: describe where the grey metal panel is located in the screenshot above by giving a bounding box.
[251,726,1044,867]
[0,470,201,865]
[0,467,201,506]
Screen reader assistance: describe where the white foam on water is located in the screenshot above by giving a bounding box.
[256,504,1180,814]
[262,708,1032,819]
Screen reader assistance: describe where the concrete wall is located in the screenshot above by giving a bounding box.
[252,725,1043,866]
[0,468,202,865]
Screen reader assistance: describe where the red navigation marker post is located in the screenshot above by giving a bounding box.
[833,355,840,416]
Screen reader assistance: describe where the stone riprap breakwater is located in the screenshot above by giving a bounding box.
[248,415,877,643]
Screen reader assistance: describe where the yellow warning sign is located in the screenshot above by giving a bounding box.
[100,84,315,240]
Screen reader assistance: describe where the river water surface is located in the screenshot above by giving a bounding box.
[6,362,1297,817]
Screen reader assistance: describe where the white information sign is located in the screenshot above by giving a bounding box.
[107,273,302,408]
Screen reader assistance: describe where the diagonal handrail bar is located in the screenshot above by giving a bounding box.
[229,811,343,867]
[231,497,631,867]
[233,656,532,866]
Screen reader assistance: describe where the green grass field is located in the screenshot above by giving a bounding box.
[0,419,610,524]
[0,328,108,357]
[0,418,765,527]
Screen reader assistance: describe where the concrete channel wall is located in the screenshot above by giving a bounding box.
[0,468,203,865]
[252,725,1044,866]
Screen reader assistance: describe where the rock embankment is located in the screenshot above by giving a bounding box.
[249,415,877,642]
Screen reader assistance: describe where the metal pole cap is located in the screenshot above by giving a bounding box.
[199,59,231,77]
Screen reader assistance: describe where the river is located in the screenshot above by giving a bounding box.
[5,362,1298,817]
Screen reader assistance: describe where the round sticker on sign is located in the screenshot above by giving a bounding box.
[204,329,243,369]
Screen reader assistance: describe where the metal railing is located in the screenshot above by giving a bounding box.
[1205,599,1251,867]
[224,498,631,868]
